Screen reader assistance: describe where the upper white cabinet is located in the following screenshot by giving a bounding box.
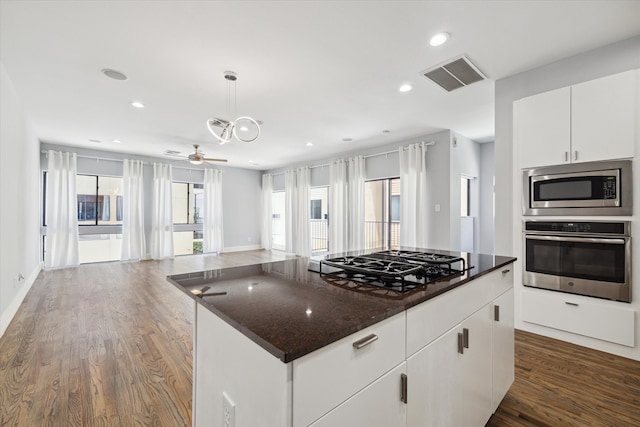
[516,69,637,169]
[515,87,571,168]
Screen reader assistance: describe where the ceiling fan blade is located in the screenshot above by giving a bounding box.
[203,157,228,163]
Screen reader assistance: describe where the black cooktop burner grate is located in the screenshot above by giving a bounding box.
[319,250,469,294]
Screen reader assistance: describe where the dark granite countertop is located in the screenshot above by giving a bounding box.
[167,248,516,363]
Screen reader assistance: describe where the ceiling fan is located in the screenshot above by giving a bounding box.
[184,144,227,165]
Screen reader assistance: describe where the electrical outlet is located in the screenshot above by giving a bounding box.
[222,392,235,427]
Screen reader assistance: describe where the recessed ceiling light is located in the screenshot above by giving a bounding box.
[130,101,144,108]
[248,160,260,165]
[112,139,121,144]
[102,68,128,80]
[399,84,412,93]
[342,138,353,142]
[429,32,450,47]
[306,142,313,146]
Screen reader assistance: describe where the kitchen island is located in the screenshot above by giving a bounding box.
[168,249,516,427]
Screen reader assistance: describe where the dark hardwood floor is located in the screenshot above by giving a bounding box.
[1,250,639,426]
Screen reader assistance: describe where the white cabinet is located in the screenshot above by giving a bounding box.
[521,288,635,347]
[491,288,514,413]
[293,312,405,427]
[407,306,493,426]
[309,363,406,427]
[516,69,637,169]
[571,70,636,163]
[515,87,571,168]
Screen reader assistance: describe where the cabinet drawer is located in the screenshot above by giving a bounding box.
[521,289,635,347]
[293,312,406,427]
[407,270,498,357]
[491,266,514,298]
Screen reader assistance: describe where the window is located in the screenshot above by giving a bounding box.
[76,174,123,225]
[461,177,470,216]
[364,178,400,250]
[310,187,329,254]
[173,182,205,256]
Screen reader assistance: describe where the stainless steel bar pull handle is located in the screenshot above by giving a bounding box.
[565,301,579,307]
[400,374,408,404]
[353,333,378,349]
[574,150,578,161]
[463,328,469,349]
[494,305,500,322]
[564,151,568,162]
[501,269,510,274]
[457,333,464,354]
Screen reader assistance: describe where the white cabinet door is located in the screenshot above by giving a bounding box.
[458,305,493,427]
[571,70,636,163]
[407,307,493,427]
[491,288,514,413]
[407,323,461,426]
[309,363,406,427]
[515,87,571,169]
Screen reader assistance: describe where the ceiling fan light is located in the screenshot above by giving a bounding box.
[190,158,203,165]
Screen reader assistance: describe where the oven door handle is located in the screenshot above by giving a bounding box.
[525,235,627,245]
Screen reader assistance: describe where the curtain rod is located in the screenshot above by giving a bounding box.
[40,150,219,172]
[266,140,436,177]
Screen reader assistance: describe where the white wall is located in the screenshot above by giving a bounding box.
[495,35,640,360]
[479,142,495,254]
[0,62,42,337]
[41,143,263,253]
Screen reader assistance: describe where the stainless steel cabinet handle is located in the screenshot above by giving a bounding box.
[400,373,408,404]
[352,333,378,349]
[564,151,568,162]
[574,150,578,161]
[457,333,464,354]
[494,305,500,322]
[565,301,579,307]
[501,269,511,274]
[463,328,469,349]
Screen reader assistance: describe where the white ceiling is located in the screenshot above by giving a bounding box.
[1,1,639,170]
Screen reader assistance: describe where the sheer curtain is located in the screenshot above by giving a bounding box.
[149,163,174,259]
[261,174,273,250]
[284,169,296,253]
[329,160,348,253]
[347,156,365,251]
[120,159,146,260]
[203,168,224,254]
[45,150,79,268]
[294,167,310,257]
[399,141,429,248]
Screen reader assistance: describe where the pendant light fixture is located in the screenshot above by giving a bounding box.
[206,71,261,144]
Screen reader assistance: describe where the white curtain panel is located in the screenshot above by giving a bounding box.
[399,141,429,248]
[284,169,296,253]
[150,163,174,259]
[294,166,311,257]
[261,174,273,250]
[203,168,224,253]
[329,160,348,254]
[347,156,365,251]
[120,159,146,260]
[45,150,79,268]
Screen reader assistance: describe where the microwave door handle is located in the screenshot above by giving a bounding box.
[525,235,626,245]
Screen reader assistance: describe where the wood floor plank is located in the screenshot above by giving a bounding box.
[2,250,639,426]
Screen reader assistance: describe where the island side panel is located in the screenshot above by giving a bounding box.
[195,304,292,427]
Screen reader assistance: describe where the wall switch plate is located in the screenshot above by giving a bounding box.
[222,392,235,427]
[435,204,441,212]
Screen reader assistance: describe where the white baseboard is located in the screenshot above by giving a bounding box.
[222,244,263,253]
[0,264,41,338]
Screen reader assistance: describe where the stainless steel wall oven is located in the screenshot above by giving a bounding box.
[523,220,631,302]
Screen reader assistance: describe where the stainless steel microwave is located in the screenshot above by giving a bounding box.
[522,160,633,216]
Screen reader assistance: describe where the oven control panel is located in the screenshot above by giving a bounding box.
[524,221,627,235]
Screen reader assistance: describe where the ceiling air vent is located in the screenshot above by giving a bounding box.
[420,55,486,92]
[164,150,181,156]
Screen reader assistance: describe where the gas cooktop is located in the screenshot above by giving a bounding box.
[318,250,470,296]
